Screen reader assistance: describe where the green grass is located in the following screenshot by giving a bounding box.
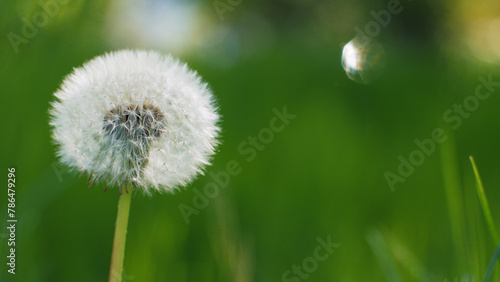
[470,156,499,243]
[484,242,500,282]
[365,149,500,280]
[4,1,500,281]
[440,130,467,274]
[470,156,500,281]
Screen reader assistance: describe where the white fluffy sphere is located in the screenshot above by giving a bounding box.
[50,50,220,193]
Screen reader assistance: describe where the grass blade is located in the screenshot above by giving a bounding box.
[384,231,433,281]
[439,132,466,271]
[469,156,499,243]
[366,229,402,282]
[483,241,500,282]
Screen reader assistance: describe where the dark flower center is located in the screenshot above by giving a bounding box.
[101,104,166,184]
[103,104,165,141]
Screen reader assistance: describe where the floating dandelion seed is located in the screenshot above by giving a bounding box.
[341,37,385,84]
[50,50,220,194]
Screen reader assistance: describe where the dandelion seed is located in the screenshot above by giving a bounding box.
[341,37,385,84]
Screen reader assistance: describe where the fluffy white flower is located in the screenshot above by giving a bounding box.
[50,50,220,194]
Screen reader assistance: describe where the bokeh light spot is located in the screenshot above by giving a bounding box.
[341,37,385,84]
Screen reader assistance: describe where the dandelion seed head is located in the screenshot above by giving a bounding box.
[50,50,220,193]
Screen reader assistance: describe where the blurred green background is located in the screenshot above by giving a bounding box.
[2,0,500,281]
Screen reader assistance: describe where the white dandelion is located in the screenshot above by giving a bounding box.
[50,49,220,194]
[50,50,221,281]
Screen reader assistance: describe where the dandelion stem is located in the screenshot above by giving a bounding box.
[109,185,132,282]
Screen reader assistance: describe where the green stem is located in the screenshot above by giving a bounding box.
[109,186,132,282]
